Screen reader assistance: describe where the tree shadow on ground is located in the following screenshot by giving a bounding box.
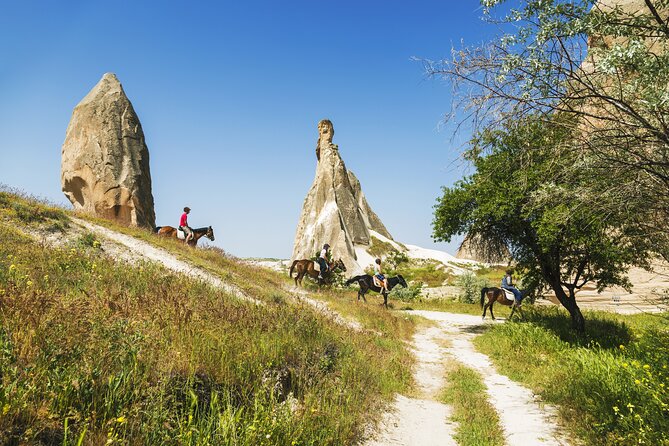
[521,307,633,349]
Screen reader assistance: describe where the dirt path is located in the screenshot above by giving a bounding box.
[376,311,568,445]
[365,324,458,446]
[73,218,257,304]
[72,219,364,331]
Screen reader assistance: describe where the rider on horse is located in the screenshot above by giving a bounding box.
[317,244,331,280]
[374,258,389,293]
[501,269,523,307]
[179,207,194,245]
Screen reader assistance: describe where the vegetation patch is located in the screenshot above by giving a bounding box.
[441,362,504,446]
[368,236,399,258]
[474,308,669,445]
[0,192,414,445]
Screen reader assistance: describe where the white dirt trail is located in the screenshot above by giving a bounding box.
[73,218,256,304]
[395,310,569,446]
[72,219,362,330]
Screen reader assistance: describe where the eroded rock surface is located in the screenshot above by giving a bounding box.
[292,119,392,273]
[61,73,155,228]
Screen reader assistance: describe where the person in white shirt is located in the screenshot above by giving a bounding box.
[317,244,330,280]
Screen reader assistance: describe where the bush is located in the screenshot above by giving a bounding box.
[455,271,489,304]
[389,283,423,301]
[400,260,451,287]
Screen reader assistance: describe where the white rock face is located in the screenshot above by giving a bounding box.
[292,119,393,274]
[61,73,156,228]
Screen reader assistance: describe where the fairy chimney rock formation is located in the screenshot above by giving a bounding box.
[292,119,393,273]
[61,73,156,228]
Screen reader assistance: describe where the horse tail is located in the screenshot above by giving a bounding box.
[289,260,298,278]
[480,287,488,308]
[345,275,365,286]
[154,226,162,233]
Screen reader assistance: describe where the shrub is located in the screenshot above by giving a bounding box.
[389,283,423,301]
[455,271,489,304]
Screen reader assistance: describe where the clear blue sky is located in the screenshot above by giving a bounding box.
[0,0,500,258]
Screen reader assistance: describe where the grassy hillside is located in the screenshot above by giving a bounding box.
[475,308,669,445]
[0,191,414,445]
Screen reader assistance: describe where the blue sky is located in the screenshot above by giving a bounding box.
[0,0,500,258]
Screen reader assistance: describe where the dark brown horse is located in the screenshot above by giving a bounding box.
[289,258,346,287]
[345,274,408,308]
[480,287,527,320]
[155,226,215,247]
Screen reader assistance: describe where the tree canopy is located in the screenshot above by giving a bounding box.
[433,116,652,331]
[426,0,669,260]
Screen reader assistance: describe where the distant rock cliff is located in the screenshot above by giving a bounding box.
[61,73,155,228]
[292,119,393,273]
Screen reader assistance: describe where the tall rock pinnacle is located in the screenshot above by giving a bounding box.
[292,119,393,273]
[61,73,156,228]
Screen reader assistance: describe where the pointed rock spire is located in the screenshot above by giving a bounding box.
[292,119,393,273]
[61,73,156,228]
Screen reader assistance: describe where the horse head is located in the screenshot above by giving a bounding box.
[396,274,408,288]
[206,226,215,241]
[334,258,347,272]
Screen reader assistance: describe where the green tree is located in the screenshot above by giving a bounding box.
[424,0,669,259]
[433,116,650,332]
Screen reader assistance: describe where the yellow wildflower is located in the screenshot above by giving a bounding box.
[26,280,33,287]
[116,416,126,423]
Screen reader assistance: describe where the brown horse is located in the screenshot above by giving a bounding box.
[289,258,346,287]
[480,287,527,321]
[155,226,215,247]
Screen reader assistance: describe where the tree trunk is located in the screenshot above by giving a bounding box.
[551,282,586,333]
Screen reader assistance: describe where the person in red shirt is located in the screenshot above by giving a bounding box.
[179,206,193,244]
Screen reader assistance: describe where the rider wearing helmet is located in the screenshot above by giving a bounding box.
[318,244,331,280]
[179,207,194,244]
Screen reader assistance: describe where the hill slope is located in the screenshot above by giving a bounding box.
[0,190,413,445]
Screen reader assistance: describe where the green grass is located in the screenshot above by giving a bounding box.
[0,192,415,445]
[397,260,452,287]
[367,236,398,258]
[474,307,669,445]
[440,362,504,446]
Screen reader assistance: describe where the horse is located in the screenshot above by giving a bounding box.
[480,287,527,321]
[154,226,215,247]
[345,274,408,308]
[289,258,347,287]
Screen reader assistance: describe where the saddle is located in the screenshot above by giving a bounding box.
[313,261,328,273]
[502,288,515,301]
[177,228,186,240]
[373,276,383,288]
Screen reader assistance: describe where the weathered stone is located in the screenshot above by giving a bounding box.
[292,119,392,273]
[61,73,155,228]
[455,233,510,264]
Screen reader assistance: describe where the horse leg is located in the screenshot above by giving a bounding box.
[489,302,495,320]
[509,304,516,320]
[482,302,488,320]
[383,292,388,309]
